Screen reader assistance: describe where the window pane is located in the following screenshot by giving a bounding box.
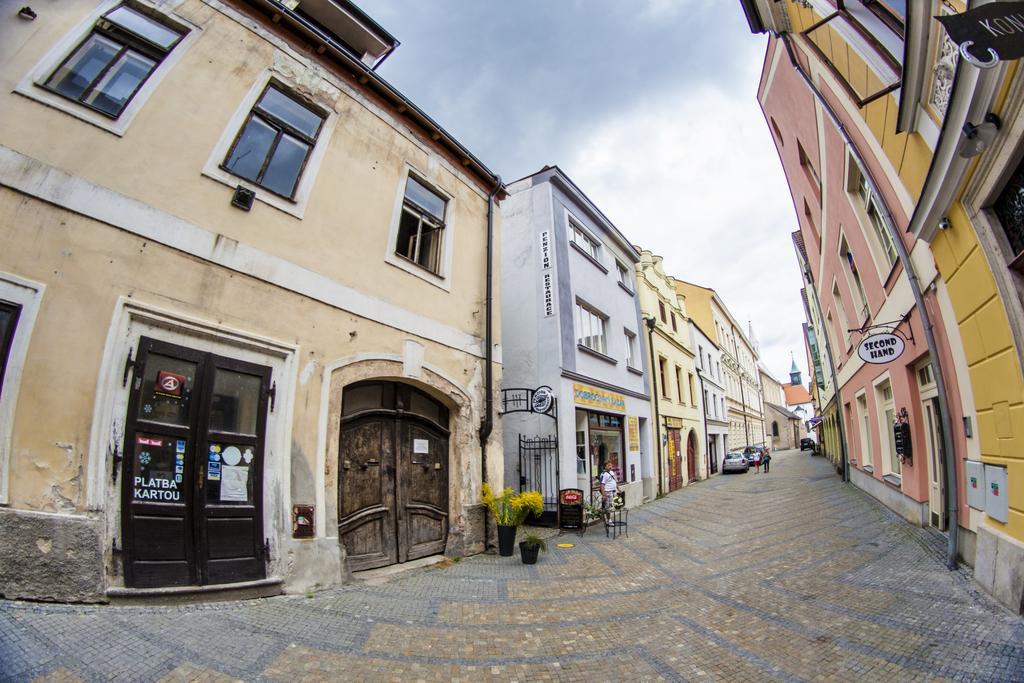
[262,133,308,197]
[257,87,322,138]
[209,369,262,435]
[397,209,421,262]
[416,223,442,272]
[225,116,277,183]
[405,177,446,221]
[47,33,121,101]
[137,353,197,426]
[83,49,155,116]
[106,5,182,50]
[0,302,20,397]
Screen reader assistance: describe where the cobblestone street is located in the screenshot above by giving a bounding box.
[3,449,1022,682]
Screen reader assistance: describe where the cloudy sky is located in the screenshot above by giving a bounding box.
[366,0,808,384]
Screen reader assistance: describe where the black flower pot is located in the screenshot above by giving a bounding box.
[497,524,517,556]
[519,541,540,565]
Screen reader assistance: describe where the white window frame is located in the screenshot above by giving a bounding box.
[616,260,632,291]
[574,300,607,355]
[15,0,200,137]
[202,70,339,220]
[855,389,873,471]
[567,213,602,265]
[846,153,898,280]
[873,374,900,478]
[384,170,456,290]
[0,272,46,505]
[831,279,853,349]
[624,329,638,369]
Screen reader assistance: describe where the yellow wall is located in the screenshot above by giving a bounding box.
[931,202,1024,540]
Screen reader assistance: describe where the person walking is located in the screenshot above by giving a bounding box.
[762,450,772,473]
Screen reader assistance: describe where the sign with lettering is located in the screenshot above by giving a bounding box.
[540,230,555,317]
[937,3,1024,62]
[573,383,626,412]
[531,386,554,414]
[627,416,640,452]
[558,488,584,530]
[154,370,185,399]
[893,421,912,460]
[857,333,905,364]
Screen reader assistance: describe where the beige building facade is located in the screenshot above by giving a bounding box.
[0,0,502,601]
[636,250,704,491]
[677,281,764,450]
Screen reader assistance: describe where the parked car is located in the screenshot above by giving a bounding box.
[800,438,815,451]
[742,446,761,467]
[723,452,750,473]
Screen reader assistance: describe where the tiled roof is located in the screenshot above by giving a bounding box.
[784,383,813,405]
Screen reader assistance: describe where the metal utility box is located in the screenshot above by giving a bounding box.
[965,461,986,510]
[984,465,1008,524]
[292,504,315,538]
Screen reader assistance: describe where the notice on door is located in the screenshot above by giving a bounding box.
[133,434,182,501]
[220,465,249,502]
[414,438,430,454]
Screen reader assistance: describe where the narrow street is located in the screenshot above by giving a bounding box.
[3,449,1021,682]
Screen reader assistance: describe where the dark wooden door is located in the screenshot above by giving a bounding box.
[687,431,697,482]
[339,382,448,570]
[122,337,270,588]
[668,429,682,491]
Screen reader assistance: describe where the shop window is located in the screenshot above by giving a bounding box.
[0,302,21,398]
[875,379,900,477]
[42,4,186,118]
[992,155,1024,272]
[575,301,607,355]
[568,216,601,262]
[395,175,448,275]
[222,84,326,200]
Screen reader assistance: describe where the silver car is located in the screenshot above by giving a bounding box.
[722,452,749,473]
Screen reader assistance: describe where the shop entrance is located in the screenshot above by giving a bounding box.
[338,381,449,571]
[667,428,682,491]
[587,412,623,501]
[687,430,698,482]
[121,337,272,589]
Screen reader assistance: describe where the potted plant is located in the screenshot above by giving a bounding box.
[481,484,543,556]
[519,533,546,564]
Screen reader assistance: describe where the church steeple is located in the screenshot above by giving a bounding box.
[789,353,802,386]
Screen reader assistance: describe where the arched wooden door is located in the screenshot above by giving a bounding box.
[686,430,697,482]
[338,381,449,571]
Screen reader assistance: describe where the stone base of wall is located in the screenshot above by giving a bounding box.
[281,537,344,595]
[849,467,928,527]
[0,508,105,602]
[974,524,1024,614]
[958,525,977,568]
[447,503,486,557]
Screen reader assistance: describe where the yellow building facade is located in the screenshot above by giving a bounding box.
[636,251,704,492]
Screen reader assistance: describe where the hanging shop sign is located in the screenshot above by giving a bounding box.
[937,3,1024,67]
[558,488,584,530]
[501,386,557,418]
[893,407,913,464]
[573,383,626,412]
[857,333,905,364]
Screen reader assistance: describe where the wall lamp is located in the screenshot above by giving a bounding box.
[958,113,1001,159]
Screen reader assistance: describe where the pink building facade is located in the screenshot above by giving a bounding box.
[759,37,972,555]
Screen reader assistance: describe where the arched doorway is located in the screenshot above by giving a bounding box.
[338,381,449,571]
[686,430,698,482]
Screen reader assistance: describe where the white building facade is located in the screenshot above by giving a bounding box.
[500,167,654,513]
[691,321,730,472]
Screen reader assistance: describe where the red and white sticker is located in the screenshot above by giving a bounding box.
[155,370,186,398]
[137,436,163,447]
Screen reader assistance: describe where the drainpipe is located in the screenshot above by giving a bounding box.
[479,176,502,550]
[780,33,958,567]
[644,316,663,496]
[696,368,712,475]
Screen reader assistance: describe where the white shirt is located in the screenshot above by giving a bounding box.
[600,470,618,492]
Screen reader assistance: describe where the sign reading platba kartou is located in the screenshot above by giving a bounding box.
[857,333,906,364]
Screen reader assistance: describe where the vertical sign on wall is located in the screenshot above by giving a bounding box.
[627,416,640,452]
[540,230,554,317]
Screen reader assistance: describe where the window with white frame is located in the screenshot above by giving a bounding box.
[839,233,871,324]
[616,261,631,290]
[575,301,607,355]
[42,3,186,118]
[568,216,600,261]
[856,392,872,469]
[222,84,326,200]
[675,366,684,403]
[624,330,638,369]
[848,157,898,273]
[876,379,900,476]
[395,175,448,274]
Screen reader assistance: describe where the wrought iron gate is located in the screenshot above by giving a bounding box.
[518,434,559,526]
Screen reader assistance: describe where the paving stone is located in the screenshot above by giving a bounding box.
[1,450,1022,682]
